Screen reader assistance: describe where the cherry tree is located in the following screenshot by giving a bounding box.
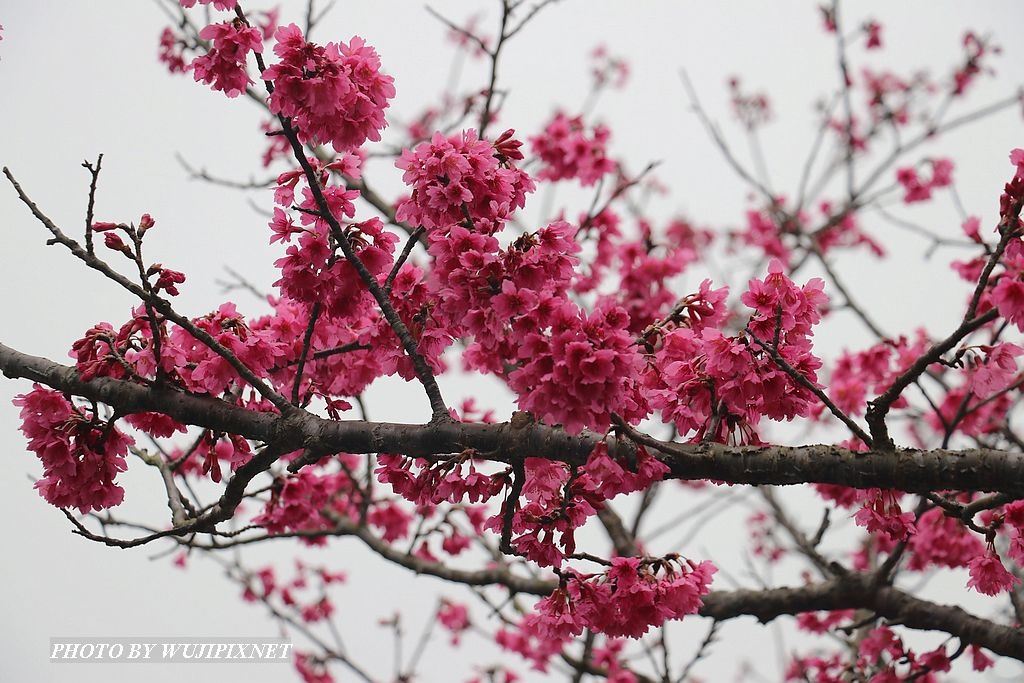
[3,1,1024,680]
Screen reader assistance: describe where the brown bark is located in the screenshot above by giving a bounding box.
[4,340,1024,495]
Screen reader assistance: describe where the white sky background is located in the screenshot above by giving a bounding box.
[1,1,1023,681]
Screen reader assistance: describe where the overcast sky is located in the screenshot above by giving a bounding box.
[2,1,1023,681]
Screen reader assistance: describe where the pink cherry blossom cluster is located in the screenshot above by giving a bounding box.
[174,433,253,484]
[240,561,345,627]
[158,28,189,74]
[191,19,262,98]
[610,224,695,334]
[795,609,856,634]
[734,207,792,264]
[853,489,915,544]
[860,67,914,125]
[906,506,985,571]
[895,158,954,203]
[529,556,716,640]
[728,77,772,130]
[529,112,615,186]
[647,263,826,442]
[253,466,357,541]
[437,600,471,645]
[509,301,649,434]
[14,386,131,513]
[395,129,535,234]
[828,331,931,417]
[589,45,630,90]
[263,24,395,153]
[478,447,666,568]
[987,152,1024,329]
[179,0,237,9]
[269,161,398,321]
[952,31,999,96]
[815,200,886,257]
[863,20,883,49]
[786,625,974,681]
[375,453,505,507]
[426,220,653,435]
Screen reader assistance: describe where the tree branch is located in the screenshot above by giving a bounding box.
[5,341,1024,496]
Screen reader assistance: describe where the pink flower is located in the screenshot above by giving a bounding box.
[853,490,914,543]
[158,27,189,74]
[895,166,931,203]
[437,600,471,644]
[970,342,1023,397]
[992,275,1024,330]
[395,129,534,234]
[864,20,883,49]
[929,158,954,187]
[969,645,995,671]
[191,20,262,98]
[530,112,615,186]
[508,300,649,434]
[179,0,238,10]
[1011,148,1024,180]
[967,547,1020,595]
[15,386,131,513]
[263,25,395,152]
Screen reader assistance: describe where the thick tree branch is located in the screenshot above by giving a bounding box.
[5,341,1024,496]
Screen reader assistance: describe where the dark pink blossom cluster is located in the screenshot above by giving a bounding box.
[426,221,578,371]
[495,617,570,672]
[795,609,855,634]
[853,489,914,544]
[480,448,666,568]
[14,386,131,513]
[864,20,883,49]
[748,510,785,562]
[375,453,505,507]
[953,31,999,96]
[860,67,913,125]
[191,19,262,98]
[786,625,989,682]
[529,112,615,186]
[603,222,693,334]
[179,0,237,9]
[263,24,395,152]
[437,600,471,645]
[734,207,792,264]
[240,561,344,627]
[815,200,885,257]
[253,467,357,541]
[923,382,1013,441]
[395,129,535,234]
[274,213,397,321]
[728,77,772,129]
[359,263,450,382]
[895,158,954,203]
[828,331,931,417]
[158,27,189,74]
[295,652,333,683]
[168,302,279,396]
[906,506,984,571]
[509,301,649,434]
[173,433,253,484]
[646,263,826,442]
[967,342,1022,398]
[967,544,1020,596]
[529,556,715,640]
[987,152,1024,329]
